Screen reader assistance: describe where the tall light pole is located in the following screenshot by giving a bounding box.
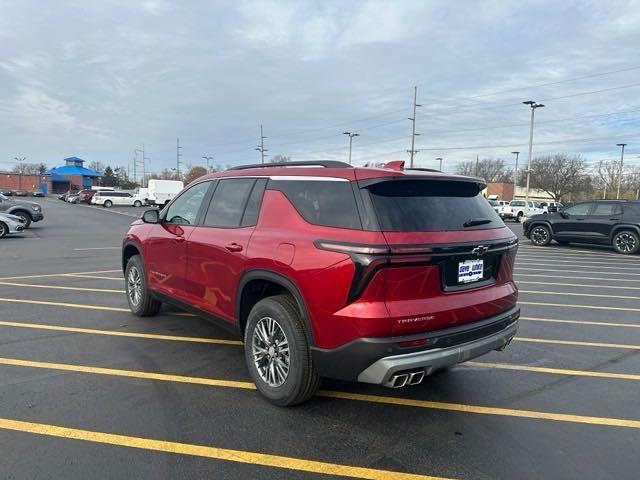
[176,138,182,177]
[343,132,360,164]
[435,157,443,171]
[14,156,25,189]
[511,151,520,200]
[616,143,627,199]
[523,101,544,207]
[407,86,421,167]
[255,124,268,163]
[202,155,213,172]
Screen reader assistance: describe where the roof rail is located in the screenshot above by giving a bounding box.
[406,167,441,173]
[228,160,352,171]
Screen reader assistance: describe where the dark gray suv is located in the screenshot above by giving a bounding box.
[0,193,44,228]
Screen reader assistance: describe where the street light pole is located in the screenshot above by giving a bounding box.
[616,143,627,199]
[343,132,360,164]
[511,151,520,200]
[13,156,26,189]
[407,86,421,167]
[202,155,213,172]
[255,125,268,163]
[523,101,544,207]
[435,157,443,171]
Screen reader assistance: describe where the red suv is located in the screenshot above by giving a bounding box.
[122,161,519,405]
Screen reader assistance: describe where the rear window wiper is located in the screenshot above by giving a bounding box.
[463,218,492,227]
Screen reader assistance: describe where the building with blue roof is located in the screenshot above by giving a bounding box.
[49,157,102,193]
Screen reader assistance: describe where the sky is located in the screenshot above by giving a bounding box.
[1,0,639,179]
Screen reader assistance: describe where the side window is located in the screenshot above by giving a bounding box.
[241,179,267,227]
[564,203,592,216]
[272,180,362,229]
[591,203,623,216]
[164,181,210,225]
[203,178,256,227]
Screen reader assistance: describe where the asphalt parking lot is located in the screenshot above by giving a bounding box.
[1,199,639,480]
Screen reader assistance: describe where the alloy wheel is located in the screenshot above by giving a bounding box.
[615,233,637,253]
[252,316,290,387]
[127,266,143,306]
[531,227,549,245]
[0,223,7,238]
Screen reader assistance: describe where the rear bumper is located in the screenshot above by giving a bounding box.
[312,306,519,384]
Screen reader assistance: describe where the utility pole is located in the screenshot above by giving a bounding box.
[255,125,268,163]
[202,155,213,172]
[343,132,360,164]
[511,151,520,200]
[176,138,183,178]
[616,143,626,199]
[475,155,479,176]
[435,157,443,171]
[13,156,25,189]
[407,86,421,167]
[135,145,149,187]
[523,101,545,207]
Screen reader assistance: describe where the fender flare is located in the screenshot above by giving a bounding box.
[609,224,640,243]
[122,239,145,273]
[526,220,554,237]
[236,269,315,345]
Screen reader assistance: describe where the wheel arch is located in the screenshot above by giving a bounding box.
[236,269,315,345]
[610,224,640,242]
[9,208,32,220]
[527,219,553,237]
[122,240,144,274]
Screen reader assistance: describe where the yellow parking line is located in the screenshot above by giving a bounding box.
[0,282,124,294]
[0,418,441,480]
[0,321,242,345]
[0,269,121,281]
[516,281,640,290]
[466,361,640,381]
[516,268,640,277]
[519,290,640,300]
[516,262,640,272]
[515,337,640,350]
[63,274,123,281]
[0,298,129,312]
[521,316,640,329]
[514,273,640,283]
[2,357,639,429]
[520,300,640,313]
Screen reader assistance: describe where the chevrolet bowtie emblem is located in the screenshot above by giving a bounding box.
[471,245,489,256]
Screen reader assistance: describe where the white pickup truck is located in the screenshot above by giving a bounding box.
[498,200,547,222]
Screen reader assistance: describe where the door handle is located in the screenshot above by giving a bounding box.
[610,218,620,221]
[225,243,243,253]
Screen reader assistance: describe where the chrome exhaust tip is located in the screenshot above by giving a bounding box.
[389,373,409,388]
[407,370,425,385]
[495,336,515,352]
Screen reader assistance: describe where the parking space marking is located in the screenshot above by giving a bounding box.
[2,356,640,429]
[0,321,243,345]
[63,273,123,281]
[516,262,640,272]
[0,298,129,312]
[0,270,121,281]
[520,290,640,300]
[516,256,640,266]
[521,316,640,329]
[0,282,124,294]
[517,267,640,277]
[516,337,640,350]
[0,417,445,480]
[466,361,640,381]
[517,246,621,257]
[515,273,640,283]
[520,300,640,313]
[72,247,121,251]
[517,281,640,290]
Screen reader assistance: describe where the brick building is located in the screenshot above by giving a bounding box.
[484,182,554,202]
[0,172,52,194]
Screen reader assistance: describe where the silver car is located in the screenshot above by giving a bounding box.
[0,212,26,238]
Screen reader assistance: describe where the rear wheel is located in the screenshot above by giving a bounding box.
[125,255,161,316]
[244,295,319,406]
[612,230,640,255]
[104,200,113,208]
[516,212,524,223]
[0,222,7,238]
[133,200,142,207]
[530,225,552,246]
[14,211,31,228]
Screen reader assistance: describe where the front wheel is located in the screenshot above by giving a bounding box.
[613,230,640,255]
[0,222,7,238]
[14,212,31,228]
[133,200,142,207]
[125,255,161,316]
[530,225,552,246]
[104,200,113,208]
[244,295,319,406]
[516,212,524,223]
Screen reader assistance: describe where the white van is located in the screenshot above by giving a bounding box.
[91,191,143,208]
[146,180,184,206]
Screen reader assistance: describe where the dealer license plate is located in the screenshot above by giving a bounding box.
[458,259,484,283]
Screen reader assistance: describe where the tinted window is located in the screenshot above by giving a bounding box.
[564,203,592,216]
[591,203,622,216]
[366,180,503,231]
[165,181,210,225]
[273,180,361,229]
[241,179,267,227]
[204,178,255,227]
[510,201,525,207]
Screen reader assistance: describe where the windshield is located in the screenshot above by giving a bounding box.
[365,180,503,231]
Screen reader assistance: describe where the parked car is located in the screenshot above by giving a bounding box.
[0,189,12,196]
[524,200,640,254]
[540,201,563,213]
[77,189,103,203]
[122,160,519,405]
[66,194,80,204]
[146,179,184,206]
[91,191,143,208]
[0,193,43,228]
[0,212,27,238]
[58,189,80,201]
[499,200,546,222]
[12,189,28,197]
[31,190,45,197]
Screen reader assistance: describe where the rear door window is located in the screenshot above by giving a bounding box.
[590,203,623,216]
[364,180,503,231]
[203,178,256,227]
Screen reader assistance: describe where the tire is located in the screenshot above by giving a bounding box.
[0,222,7,238]
[104,200,113,208]
[612,230,640,255]
[244,295,319,406]
[516,212,524,223]
[530,224,552,246]
[134,200,142,207]
[125,255,161,316]
[14,211,31,228]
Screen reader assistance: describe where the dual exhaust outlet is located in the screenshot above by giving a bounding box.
[386,369,425,388]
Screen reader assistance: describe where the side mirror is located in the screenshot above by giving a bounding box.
[560,211,569,219]
[142,209,160,224]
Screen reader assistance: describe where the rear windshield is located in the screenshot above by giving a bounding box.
[365,180,503,231]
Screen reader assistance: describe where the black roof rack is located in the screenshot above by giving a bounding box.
[228,160,352,171]
[406,167,441,173]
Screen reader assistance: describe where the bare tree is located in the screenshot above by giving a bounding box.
[12,162,48,175]
[456,158,512,182]
[529,154,588,201]
[269,155,291,163]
